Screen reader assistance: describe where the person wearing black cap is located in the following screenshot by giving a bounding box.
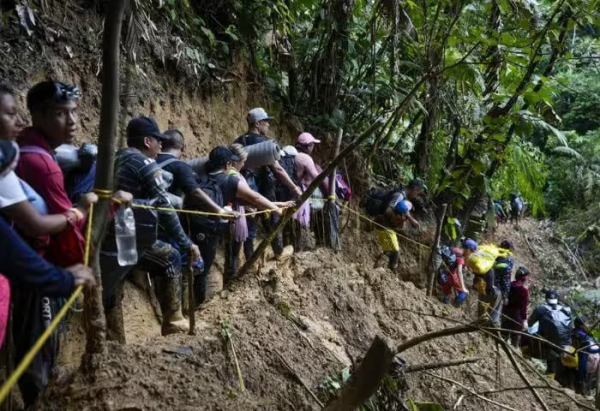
[101,116,200,336]
[186,146,294,293]
[528,290,573,378]
[234,108,301,260]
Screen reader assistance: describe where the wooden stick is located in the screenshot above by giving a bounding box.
[427,203,447,296]
[396,324,477,353]
[187,262,195,336]
[494,332,550,411]
[84,0,129,357]
[404,357,483,374]
[323,336,395,411]
[425,372,518,411]
[275,350,324,408]
[223,326,245,393]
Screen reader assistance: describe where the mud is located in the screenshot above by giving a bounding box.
[40,221,591,411]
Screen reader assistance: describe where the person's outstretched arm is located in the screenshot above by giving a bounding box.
[0,217,95,296]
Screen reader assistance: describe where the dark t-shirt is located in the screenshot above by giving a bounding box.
[156,153,199,197]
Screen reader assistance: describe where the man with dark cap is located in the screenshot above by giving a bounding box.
[528,290,573,378]
[234,107,301,260]
[101,116,200,336]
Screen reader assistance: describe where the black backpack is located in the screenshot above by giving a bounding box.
[197,174,225,209]
[275,154,298,200]
[440,246,458,270]
[363,186,405,216]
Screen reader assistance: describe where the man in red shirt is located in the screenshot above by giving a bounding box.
[15,81,96,265]
[13,81,94,406]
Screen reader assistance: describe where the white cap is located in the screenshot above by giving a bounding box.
[247,107,274,124]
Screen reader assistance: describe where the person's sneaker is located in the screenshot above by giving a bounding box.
[274,245,294,262]
[441,296,450,304]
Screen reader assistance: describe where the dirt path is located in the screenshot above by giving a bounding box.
[42,219,593,411]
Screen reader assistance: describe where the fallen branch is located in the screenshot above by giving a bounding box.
[395,308,597,410]
[551,235,589,280]
[404,357,483,374]
[425,372,518,411]
[396,324,477,354]
[275,350,324,408]
[221,322,245,393]
[323,336,395,411]
[494,332,550,411]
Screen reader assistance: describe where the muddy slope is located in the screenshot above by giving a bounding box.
[40,225,591,411]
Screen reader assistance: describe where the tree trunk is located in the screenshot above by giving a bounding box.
[322,336,395,411]
[83,0,128,357]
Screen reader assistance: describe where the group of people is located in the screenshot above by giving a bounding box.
[0,81,340,406]
[436,236,599,395]
[493,193,524,226]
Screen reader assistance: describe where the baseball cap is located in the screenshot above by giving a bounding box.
[297,132,321,145]
[209,146,241,168]
[500,240,514,250]
[515,266,530,280]
[247,107,274,124]
[545,290,558,305]
[394,200,412,215]
[408,179,424,190]
[462,238,478,252]
[126,116,168,141]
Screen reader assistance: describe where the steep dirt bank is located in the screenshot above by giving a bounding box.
[41,219,593,411]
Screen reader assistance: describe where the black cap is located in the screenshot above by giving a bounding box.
[500,240,514,250]
[126,116,167,141]
[209,146,240,168]
[545,290,558,304]
[408,178,424,190]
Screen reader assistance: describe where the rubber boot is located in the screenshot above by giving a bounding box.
[154,276,190,336]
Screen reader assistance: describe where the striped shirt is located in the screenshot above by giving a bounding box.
[115,148,192,250]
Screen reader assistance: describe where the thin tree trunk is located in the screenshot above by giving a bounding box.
[427,203,447,296]
[83,0,128,357]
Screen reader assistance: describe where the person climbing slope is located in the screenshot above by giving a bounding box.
[234,107,301,260]
[501,266,531,346]
[437,245,468,306]
[571,316,600,394]
[366,179,423,270]
[528,290,573,378]
[462,238,503,326]
[495,240,515,305]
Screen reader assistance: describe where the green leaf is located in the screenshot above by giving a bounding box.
[201,27,216,47]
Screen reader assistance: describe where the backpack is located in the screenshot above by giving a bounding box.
[438,246,457,285]
[335,172,352,202]
[363,186,405,216]
[197,174,225,209]
[540,305,573,346]
[440,246,458,270]
[467,244,500,275]
[275,153,298,200]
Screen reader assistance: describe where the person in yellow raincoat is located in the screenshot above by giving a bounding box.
[377,199,420,269]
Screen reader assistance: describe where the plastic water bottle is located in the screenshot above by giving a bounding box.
[115,206,138,266]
